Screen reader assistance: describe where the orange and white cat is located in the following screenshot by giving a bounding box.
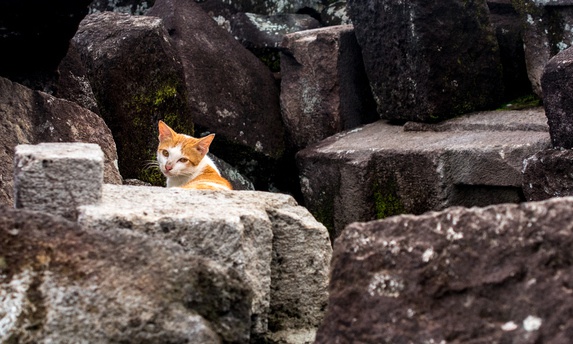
[157,121,232,190]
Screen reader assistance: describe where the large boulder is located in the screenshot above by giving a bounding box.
[0,0,91,89]
[0,76,121,207]
[280,25,377,150]
[0,206,251,343]
[72,12,193,185]
[541,46,573,149]
[522,148,573,201]
[316,196,573,343]
[347,0,504,122]
[297,108,550,239]
[512,0,573,97]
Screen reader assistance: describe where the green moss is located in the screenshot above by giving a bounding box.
[373,180,406,219]
[497,94,541,110]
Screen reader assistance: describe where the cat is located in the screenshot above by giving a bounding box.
[156,120,232,190]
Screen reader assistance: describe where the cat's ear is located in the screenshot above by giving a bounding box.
[196,134,215,156]
[158,120,176,141]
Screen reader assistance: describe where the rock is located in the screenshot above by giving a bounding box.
[280,25,377,150]
[195,0,325,16]
[488,0,532,101]
[0,206,251,343]
[347,0,504,122]
[297,108,550,239]
[522,148,573,201]
[89,0,155,14]
[209,154,255,190]
[78,185,332,341]
[0,0,92,89]
[316,196,573,343]
[541,46,573,149]
[14,143,103,221]
[148,0,291,191]
[0,76,121,207]
[72,12,193,185]
[321,1,351,26]
[512,0,573,97]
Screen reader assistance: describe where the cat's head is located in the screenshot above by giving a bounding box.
[157,121,214,178]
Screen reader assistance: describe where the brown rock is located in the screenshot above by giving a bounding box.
[317,197,573,343]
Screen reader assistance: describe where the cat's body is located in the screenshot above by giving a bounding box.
[157,121,232,190]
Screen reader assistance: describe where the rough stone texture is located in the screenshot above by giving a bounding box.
[512,0,573,97]
[347,0,504,123]
[14,143,103,220]
[0,206,250,343]
[72,12,193,185]
[522,148,573,201]
[280,25,377,150]
[89,0,155,14]
[195,0,325,16]
[488,0,532,101]
[148,0,293,192]
[321,1,351,26]
[541,46,573,149]
[0,0,91,89]
[78,185,332,342]
[0,76,122,207]
[297,108,551,239]
[316,196,573,343]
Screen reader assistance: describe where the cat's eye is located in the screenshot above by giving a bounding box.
[161,150,169,157]
[178,158,188,163]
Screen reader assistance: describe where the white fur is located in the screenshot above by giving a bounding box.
[157,144,222,188]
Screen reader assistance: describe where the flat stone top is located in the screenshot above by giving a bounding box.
[302,108,551,156]
[16,142,104,161]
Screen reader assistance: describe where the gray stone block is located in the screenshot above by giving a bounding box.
[14,142,103,220]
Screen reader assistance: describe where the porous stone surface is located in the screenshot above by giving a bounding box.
[280,25,377,150]
[541,46,573,149]
[316,196,573,343]
[0,206,250,343]
[78,185,332,342]
[89,0,154,14]
[297,108,550,239]
[0,76,122,207]
[0,0,91,88]
[347,0,503,122]
[14,143,103,220]
[512,0,573,96]
[72,12,193,184]
[522,148,573,201]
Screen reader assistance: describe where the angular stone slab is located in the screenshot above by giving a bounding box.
[297,108,551,239]
[522,148,573,201]
[316,196,573,343]
[14,143,104,220]
[280,25,377,150]
[78,185,332,341]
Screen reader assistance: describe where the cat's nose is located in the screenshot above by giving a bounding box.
[165,164,173,171]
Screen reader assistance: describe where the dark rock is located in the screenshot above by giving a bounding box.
[0,76,122,207]
[89,0,155,14]
[148,0,293,192]
[297,108,550,240]
[280,25,377,150]
[522,148,573,201]
[488,0,532,101]
[194,0,325,16]
[321,1,351,26]
[347,0,504,122]
[317,197,573,343]
[72,12,193,185]
[542,46,573,149]
[0,206,251,343]
[0,0,91,90]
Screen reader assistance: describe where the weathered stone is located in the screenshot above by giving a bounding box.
[89,0,155,14]
[297,108,550,239]
[316,196,573,343]
[488,0,533,101]
[522,148,573,201]
[321,1,351,26]
[78,185,331,342]
[512,0,573,97]
[14,143,103,220]
[347,0,504,122]
[280,25,377,150]
[541,46,573,149]
[0,76,122,207]
[195,0,325,16]
[72,12,193,185]
[0,0,91,89]
[0,206,250,343]
[148,0,291,192]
